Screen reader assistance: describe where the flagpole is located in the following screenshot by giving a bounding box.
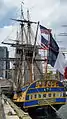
[39,25,51,80]
[44,34,50,80]
[45,35,50,79]
[44,50,48,79]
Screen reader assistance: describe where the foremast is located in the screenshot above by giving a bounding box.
[13,6,42,100]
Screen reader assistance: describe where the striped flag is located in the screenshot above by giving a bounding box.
[40,25,51,34]
[48,33,59,67]
[41,35,49,50]
[40,25,51,50]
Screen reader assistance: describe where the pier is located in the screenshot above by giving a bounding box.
[0,93,31,119]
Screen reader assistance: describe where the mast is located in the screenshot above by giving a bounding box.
[45,34,50,79]
[32,22,39,81]
[20,4,25,86]
[27,10,31,44]
[12,4,25,91]
[2,4,43,92]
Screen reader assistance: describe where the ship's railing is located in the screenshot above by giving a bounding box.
[33,72,61,80]
[23,72,62,86]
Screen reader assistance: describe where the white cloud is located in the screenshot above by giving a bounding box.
[0,25,20,58]
[0,0,21,22]
[0,0,67,57]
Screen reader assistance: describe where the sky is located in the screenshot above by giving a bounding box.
[0,0,67,57]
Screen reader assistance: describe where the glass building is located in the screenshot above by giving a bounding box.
[0,47,10,78]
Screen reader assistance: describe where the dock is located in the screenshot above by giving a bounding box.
[0,94,31,119]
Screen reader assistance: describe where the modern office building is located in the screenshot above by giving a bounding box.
[0,46,10,78]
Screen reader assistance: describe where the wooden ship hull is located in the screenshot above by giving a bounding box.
[13,78,66,112]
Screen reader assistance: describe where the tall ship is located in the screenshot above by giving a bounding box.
[2,4,67,116]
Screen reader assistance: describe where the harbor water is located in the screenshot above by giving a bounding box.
[31,105,67,119]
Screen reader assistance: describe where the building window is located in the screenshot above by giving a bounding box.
[44,81,46,86]
[53,93,55,97]
[38,94,41,98]
[48,93,51,97]
[43,94,46,97]
[30,95,32,99]
[27,95,29,100]
[34,94,37,98]
[63,93,66,97]
[29,95,31,100]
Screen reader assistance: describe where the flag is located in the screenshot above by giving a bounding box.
[48,34,66,75]
[40,25,51,49]
[54,52,65,75]
[41,35,49,50]
[48,33,59,67]
[40,25,59,68]
[49,33,59,53]
[40,25,51,34]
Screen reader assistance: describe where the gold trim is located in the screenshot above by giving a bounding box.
[18,97,66,102]
[23,102,66,108]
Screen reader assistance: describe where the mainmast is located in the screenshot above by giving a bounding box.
[12,5,38,89]
[27,10,31,44]
[2,4,43,94]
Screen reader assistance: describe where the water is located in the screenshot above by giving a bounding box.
[58,104,67,119]
[31,105,67,119]
[32,114,62,119]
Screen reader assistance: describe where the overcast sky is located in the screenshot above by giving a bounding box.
[0,0,67,57]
